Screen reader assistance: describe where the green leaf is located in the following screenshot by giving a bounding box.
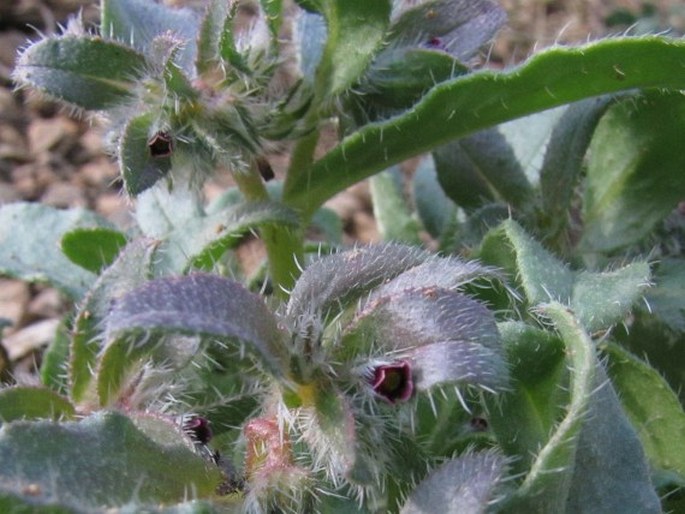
[571,261,650,333]
[478,219,574,305]
[313,0,391,99]
[0,387,74,423]
[581,91,685,252]
[61,227,127,273]
[13,36,147,111]
[0,411,222,511]
[284,36,685,217]
[39,319,71,394]
[486,322,566,474]
[120,112,173,196]
[412,156,458,239]
[538,97,616,238]
[370,168,421,244]
[399,451,506,514]
[646,259,685,332]
[102,0,199,75]
[98,274,287,405]
[601,341,685,481]
[0,203,107,299]
[135,181,205,238]
[433,128,533,211]
[70,238,158,404]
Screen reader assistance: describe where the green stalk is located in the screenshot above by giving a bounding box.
[233,164,304,298]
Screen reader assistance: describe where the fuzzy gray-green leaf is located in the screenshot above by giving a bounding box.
[400,451,506,514]
[0,411,221,511]
[13,36,147,111]
[370,168,421,244]
[412,156,458,239]
[0,203,107,299]
[0,387,74,424]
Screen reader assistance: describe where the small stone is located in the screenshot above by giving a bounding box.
[27,287,64,320]
[0,183,20,205]
[0,30,26,71]
[3,318,60,361]
[0,124,30,161]
[27,117,80,155]
[352,211,379,243]
[77,158,118,187]
[11,163,42,199]
[0,279,31,329]
[40,181,87,208]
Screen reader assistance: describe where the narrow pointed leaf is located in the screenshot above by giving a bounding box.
[70,238,158,404]
[412,156,457,239]
[102,0,199,75]
[284,37,685,217]
[0,412,222,510]
[0,387,74,423]
[13,36,147,110]
[61,227,127,273]
[0,203,107,299]
[582,91,685,252]
[601,341,685,480]
[39,320,71,394]
[400,451,506,514]
[99,274,286,405]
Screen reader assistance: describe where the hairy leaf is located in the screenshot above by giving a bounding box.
[646,259,685,332]
[99,274,287,405]
[412,156,458,239]
[370,168,421,244]
[13,36,147,110]
[400,451,506,514]
[102,0,199,75]
[0,412,221,511]
[70,238,158,404]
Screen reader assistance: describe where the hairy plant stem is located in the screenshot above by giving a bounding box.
[233,163,304,298]
[283,128,321,219]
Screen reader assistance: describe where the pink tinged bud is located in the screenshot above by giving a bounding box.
[147,131,173,158]
[370,361,414,404]
[244,417,293,479]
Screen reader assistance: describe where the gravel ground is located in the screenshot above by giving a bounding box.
[0,0,682,378]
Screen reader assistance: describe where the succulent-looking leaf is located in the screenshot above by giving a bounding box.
[0,412,221,511]
[0,387,74,423]
[389,0,506,62]
[286,243,430,320]
[13,36,147,111]
[0,203,107,299]
[100,274,287,404]
[61,227,127,273]
[284,37,685,217]
[601,341,685,480]
[399,451,506,514]
[101,0,199,75]
[70,238,158,404]
[582,91,685,252]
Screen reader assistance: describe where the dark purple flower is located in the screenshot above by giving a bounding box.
[423,36,447,51]
[370,361,414,404]
[183,415,213,444]
[147,131,174,158]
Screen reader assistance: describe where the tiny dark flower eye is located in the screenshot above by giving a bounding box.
[147,131,174,158]
[424,36,446,51]
[470,416,489,432]
[183,415,213,444]
[370,361,414,404]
